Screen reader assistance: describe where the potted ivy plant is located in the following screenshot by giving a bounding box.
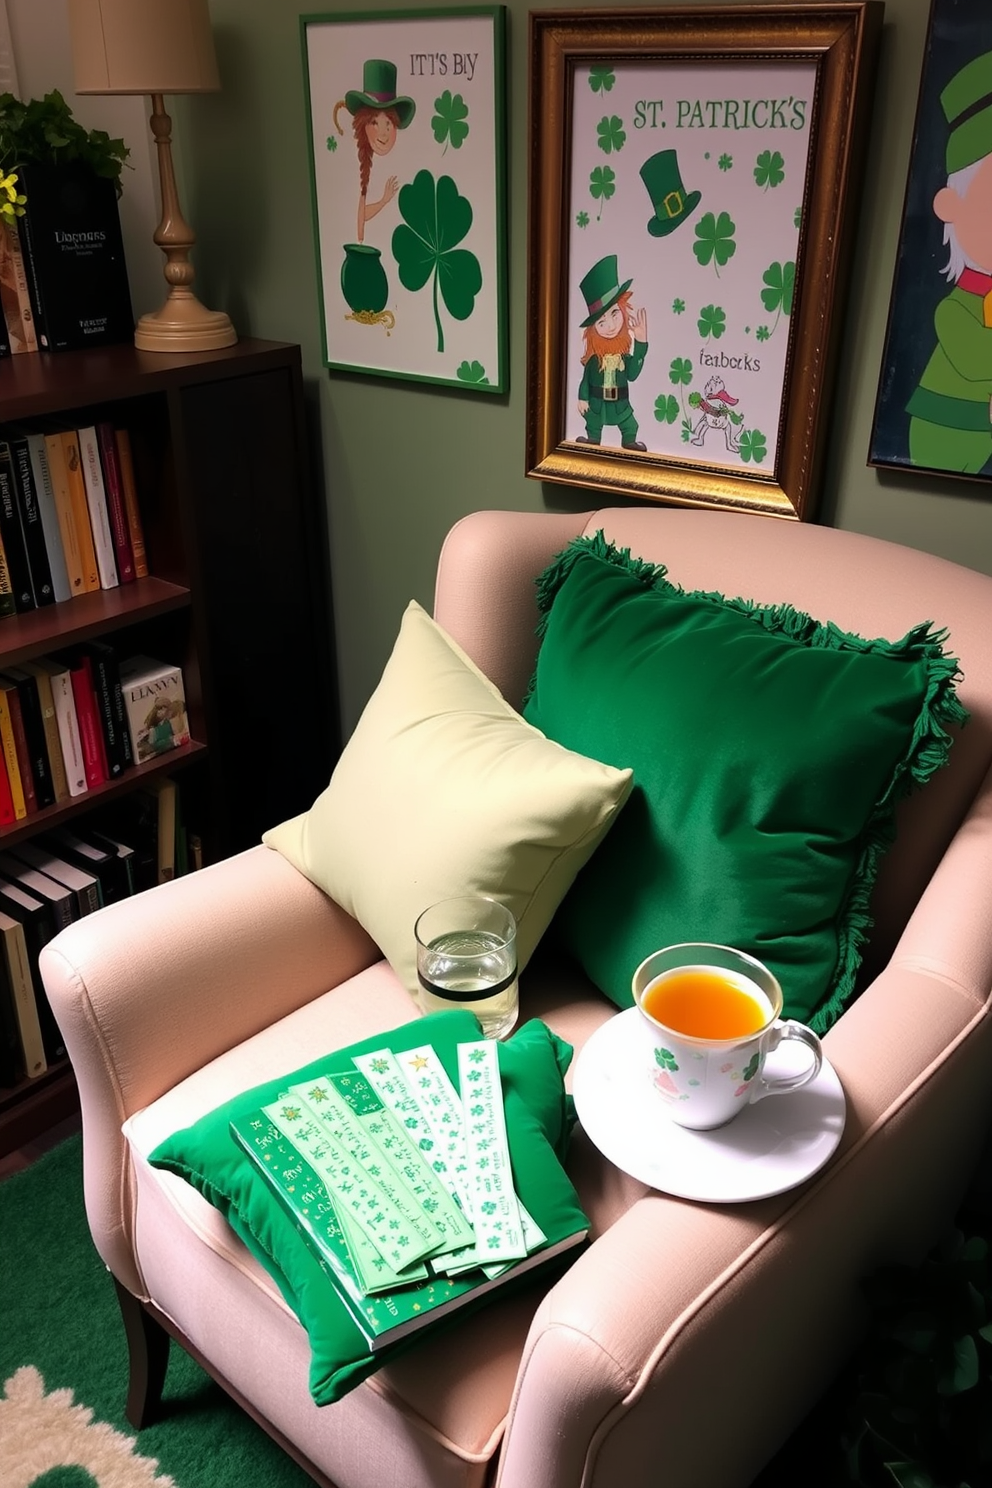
[0,88,129,221]
[0,90,134,351]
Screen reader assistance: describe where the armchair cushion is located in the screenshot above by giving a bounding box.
[147,1012,587,1406]
[263,599,632,997]
[523,534,968,1031]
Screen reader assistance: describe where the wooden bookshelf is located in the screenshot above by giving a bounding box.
[0,339,340,1154]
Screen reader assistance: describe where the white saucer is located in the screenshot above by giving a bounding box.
[572,1008,846,1203]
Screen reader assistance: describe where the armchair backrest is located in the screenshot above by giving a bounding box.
[434,507,992,977]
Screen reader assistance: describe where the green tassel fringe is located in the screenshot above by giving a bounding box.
[528,531,970,1035]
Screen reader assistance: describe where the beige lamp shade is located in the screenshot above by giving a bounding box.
[66,0,235,352]
[69,0,220,96]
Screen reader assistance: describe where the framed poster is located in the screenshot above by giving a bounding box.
[302,6,507,393]
[526,5,882,520]
[869,0,992,482]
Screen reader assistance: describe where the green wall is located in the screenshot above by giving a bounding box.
[182,0,992,736]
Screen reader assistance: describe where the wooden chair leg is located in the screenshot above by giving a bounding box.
[113,1277,170,1429]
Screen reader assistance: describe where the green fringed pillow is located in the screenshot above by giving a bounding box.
[522,534,968,1033]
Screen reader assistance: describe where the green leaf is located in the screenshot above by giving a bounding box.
[596,115,626,154]
[653,394,679,424]
[693,211,737,275]
[431,90,469,152]
[588,65,615,93]
[669,357,693,387]
[456,360,489,384]
[754,148,785,189]
[697,304,726,340]
[0,89,129,196]
[392,170,481,353]
[937,1334,979,1395]
[760,261,795,317]
[883,1465,934,1488]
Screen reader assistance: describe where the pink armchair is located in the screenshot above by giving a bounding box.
[41,507,992,1488]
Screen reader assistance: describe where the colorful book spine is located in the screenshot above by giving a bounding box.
[0,746,15,825]
[0,440,36,612]
[24,434,71,604]
[69,656,108,789]
[114,430,148,578]
[9,436,55,607]
[35,657,86,798]
[0,222,38,354]
[42,433,88,598]
[0,680,26,819]
[0,676,38,815]
[57,431,101,594]
[95,423,135,584]
[76,426,119,591]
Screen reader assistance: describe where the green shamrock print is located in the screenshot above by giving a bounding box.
[432,90,469,152]
[597,114,626,154]
[589,164,616,220]
[588,64,615,93]
[392,170,481,354]
[742,1053,760,1082]
[738,429,768,465]
[754,149,785,189]
[697,303,726,341]
[693,211,737,276]
[654,394,679,424]
[456,360,489,384]
[576,209,590,228]
[654,1047,679,1072]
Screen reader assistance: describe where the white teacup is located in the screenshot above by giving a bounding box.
[632,943,823,1131]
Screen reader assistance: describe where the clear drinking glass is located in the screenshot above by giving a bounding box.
[414,895,519,1040]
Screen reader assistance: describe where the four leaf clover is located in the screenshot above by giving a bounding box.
[596,114,626,155]
[588,164,616,220]
[697,304,726,341]
[754,149,785,189]
[588,65,615,93]
[693,210,737,275]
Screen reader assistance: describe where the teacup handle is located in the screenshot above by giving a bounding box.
[752,1019,822,1102]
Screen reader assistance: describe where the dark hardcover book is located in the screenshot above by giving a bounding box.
[8,841,101,918]
[15,160,133,352]
[8,435,55,607]
[95,792,159,894]
[0,440,36,611]
[87,828,136,898]
[0,852,76,931]
[95,423,135,584]
[84,639,133,779]
[2,667,56,809]
[38,827,131,907]
[0,877,65,1063]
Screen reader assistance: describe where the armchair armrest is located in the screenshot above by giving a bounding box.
[40,843,379,1288]
[497,772,992,1488]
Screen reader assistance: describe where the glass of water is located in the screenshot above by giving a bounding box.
[414,896,519,1040]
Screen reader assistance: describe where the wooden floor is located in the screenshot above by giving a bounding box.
[0,1111,82,1181]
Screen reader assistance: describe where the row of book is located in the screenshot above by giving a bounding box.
[0,420,148,619]
[0,163,133,356]
[0,647,189,825]
[0,780,199,1088]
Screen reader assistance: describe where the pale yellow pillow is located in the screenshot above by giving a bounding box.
[263,600,633,997]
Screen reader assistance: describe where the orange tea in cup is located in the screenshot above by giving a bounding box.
[641,966,771,1040]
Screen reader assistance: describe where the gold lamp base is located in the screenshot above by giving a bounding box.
[135,288,237,353]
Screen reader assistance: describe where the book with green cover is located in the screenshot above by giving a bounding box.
[230,1035,589,1352]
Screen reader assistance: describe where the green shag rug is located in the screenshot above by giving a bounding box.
[0,1135,314,1488]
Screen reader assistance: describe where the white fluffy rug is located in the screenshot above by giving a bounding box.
[0,1367,177,1488]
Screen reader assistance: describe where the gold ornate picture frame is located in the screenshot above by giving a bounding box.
[526,4,882,519]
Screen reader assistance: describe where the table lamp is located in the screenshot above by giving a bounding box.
[68,0,237,353]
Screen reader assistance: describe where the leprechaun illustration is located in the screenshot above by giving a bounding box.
[905,50,992,475]
[334,59,416,245]
[576,254,649,450]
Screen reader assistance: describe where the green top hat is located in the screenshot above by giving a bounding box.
[345,59,416,129]
[639,150,701,238]
[579,254,632,327]
[941,50,992,174]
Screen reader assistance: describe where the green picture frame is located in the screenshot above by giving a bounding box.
[526,5,882,520]
[301,5,508,394]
